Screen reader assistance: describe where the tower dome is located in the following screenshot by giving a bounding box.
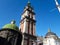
[2,20,19,31]
[45,28,58,38]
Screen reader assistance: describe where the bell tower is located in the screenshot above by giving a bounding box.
[19,1,37,45]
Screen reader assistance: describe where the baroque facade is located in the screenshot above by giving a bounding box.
[19,1,37,45]
[37,29,60,45]
[43,29,60,45]
[0,1,37,45]
[0,1,60,45]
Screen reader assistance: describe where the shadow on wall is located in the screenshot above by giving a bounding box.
[39,43,43,45]
[0,34,22,45]
[0,37,11,45]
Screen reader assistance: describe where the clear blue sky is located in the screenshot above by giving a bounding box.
[0,0,60,37]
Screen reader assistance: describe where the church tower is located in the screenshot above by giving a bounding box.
[19,1,37,45]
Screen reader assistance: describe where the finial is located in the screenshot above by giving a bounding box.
[11,20,16,24]
[28,0,30,3]
[48,28,51,32]
[27,0,31,6]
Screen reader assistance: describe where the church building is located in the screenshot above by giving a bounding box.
[0,1,37,45]
[0,0,60,45]
[43,28,60,45]
[0,20,22,45]
[19,1,37,45]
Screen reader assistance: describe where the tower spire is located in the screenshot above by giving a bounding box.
[28,0,30,3]
[48,28,51,32]
[27,0,31,6]
[20,1,36,45]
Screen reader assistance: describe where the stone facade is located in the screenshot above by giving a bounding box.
[0,29,22,45]
[20,1,37,45]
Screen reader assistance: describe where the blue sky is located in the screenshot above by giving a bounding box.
[0,0,60,37]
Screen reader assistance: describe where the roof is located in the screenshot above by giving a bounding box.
[45,28,58,38]
[2,20,19,31]
[45,32,57,37]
